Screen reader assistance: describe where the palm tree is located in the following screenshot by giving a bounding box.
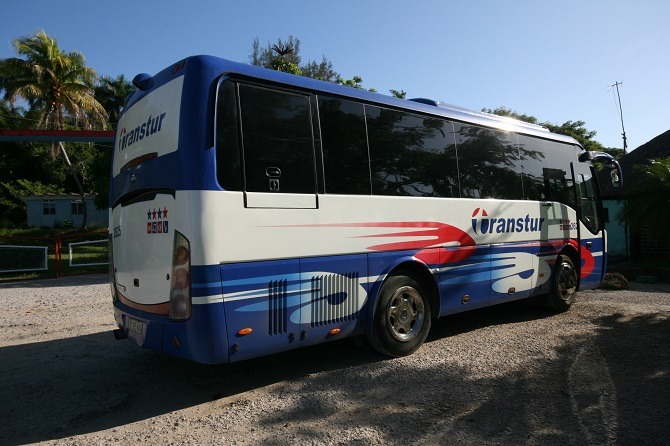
[0,30,108,228]
[94,75,134,125]
[87,75,134,209]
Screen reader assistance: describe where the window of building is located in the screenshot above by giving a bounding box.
[42,200,56,215]
[71,200,84,215]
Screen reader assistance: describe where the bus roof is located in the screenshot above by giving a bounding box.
[127,55,581,147]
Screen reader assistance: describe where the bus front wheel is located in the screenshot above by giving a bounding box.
[368,272,431,357]
[547,254,578,311]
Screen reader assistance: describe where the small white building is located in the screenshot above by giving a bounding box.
[23,194,108,228]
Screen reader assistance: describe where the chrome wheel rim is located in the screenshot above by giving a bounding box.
[557,261,577,301]
[386,286,425,342]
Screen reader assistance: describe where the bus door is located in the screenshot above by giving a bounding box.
[533,165,579,296]
[573,162,606,289]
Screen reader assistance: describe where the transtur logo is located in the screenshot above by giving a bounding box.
[471,208,545,235]
[118,112,167,151]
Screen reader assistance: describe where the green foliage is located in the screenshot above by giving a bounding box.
[269,57,302,75]
[484,106,623,155]
[542,120,607,152]
[301,56,339,82]
[0,30,107,132]
[88,143,113,209]
[482,107,538,124]
[622,157,670,231]
[0,30,112,228]
[390,89,407,99]
[250,36,302,69]
[94,75,134,125]
[336,76,377,93]
[0,179,65,224]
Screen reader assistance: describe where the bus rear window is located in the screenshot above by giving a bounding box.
[215,80,316,194]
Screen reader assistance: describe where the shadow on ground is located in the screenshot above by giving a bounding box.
[1,297,668,445]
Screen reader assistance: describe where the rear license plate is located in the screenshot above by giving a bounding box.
[128,317,144,335]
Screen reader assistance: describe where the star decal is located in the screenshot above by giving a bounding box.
[162,207,168,218]
[147,209,152,220]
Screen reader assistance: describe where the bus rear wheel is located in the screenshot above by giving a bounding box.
[547,254,578,311]
[368,272,431,357]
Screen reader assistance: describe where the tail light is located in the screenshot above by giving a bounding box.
[170,231,191,321]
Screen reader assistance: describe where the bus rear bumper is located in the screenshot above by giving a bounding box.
[113,301,230,364]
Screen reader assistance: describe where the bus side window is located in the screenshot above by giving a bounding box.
[365,106,458,197]
[454,123,522,200]
[238,84,316,194]
[215,80,243,191]
[574,165,602,234]
[318,97,371,195]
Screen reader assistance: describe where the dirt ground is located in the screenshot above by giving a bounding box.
[0,275,668,445]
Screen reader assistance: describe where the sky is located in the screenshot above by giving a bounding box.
[3,0,668,152]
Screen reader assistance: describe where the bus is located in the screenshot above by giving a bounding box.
[109,56,622,364]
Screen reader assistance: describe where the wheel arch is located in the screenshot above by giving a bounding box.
[366,259,439,333]
[561,242,581,290]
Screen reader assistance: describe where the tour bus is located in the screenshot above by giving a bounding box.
[110,56,622,364]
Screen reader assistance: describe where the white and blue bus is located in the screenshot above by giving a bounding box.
[110,56,622,363]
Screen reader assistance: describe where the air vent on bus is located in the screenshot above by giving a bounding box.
[310,272,360,327]
[132,73,153,91]
[268,279,288,335]
[408,98,441,106]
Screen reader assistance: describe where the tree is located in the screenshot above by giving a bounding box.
[482,107,538,124]
[95,75,134,124]
[336,76,377,93]
[301,56,339,82]
[623,157,670,232]
[249,36,409,97]
[484,106,623,157]
[0,179,65,225]
[0,30,108,228]
[88,75,135,209]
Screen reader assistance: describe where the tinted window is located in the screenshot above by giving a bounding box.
[318,97,371,194]
[454,123,522,199]
[517,135,575,206]
[238,84,315,194]
[215,80,243,191]
[366,106,458,197]
[574,163,602,234]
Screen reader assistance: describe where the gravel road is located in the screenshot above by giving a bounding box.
[0,275,668,446]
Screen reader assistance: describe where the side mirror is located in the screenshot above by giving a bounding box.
[579,151,623,189]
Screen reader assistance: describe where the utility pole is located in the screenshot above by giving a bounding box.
[610,81,628,154]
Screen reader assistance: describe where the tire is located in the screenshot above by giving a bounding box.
[367,272,432,357]
[547,254,578,312]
